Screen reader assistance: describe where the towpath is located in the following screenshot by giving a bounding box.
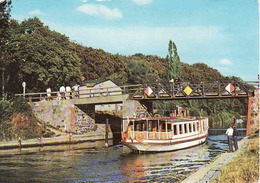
[181,136,251,183]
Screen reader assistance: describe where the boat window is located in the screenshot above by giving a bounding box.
[167,123,172,132]
[197,122,200,131]
[189,123,192,132]
[184,123,188,133]
[193,123,196,132]
[161,122,166,132]
[179,124,183,134]
[173,125,177,135]
[153,121,158,132]
[148,122,152,131]
[136,123,141,131]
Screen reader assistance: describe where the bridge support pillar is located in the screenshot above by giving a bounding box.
[246,89,259,136]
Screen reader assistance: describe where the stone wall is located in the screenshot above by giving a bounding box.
[246,88,259,135]
[31,100,95,133]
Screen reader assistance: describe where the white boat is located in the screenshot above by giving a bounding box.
[121,117,209,153]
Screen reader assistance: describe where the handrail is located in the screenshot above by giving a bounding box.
[14,84,142,102]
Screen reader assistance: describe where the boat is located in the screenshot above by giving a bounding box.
[121,116,209,153]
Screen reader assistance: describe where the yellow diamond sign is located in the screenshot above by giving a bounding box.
[184,86,193,96]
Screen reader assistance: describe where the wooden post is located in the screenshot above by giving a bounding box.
[105,118,109,147]
[18,137,21,148]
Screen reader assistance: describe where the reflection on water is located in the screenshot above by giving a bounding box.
[0,135,244,182]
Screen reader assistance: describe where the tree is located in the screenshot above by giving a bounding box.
[6,17,82,93]
[166,40,182,80]
[0,0,12,97]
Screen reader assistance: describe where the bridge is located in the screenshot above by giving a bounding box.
[16,79,259,136]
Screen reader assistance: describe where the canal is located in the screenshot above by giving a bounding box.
[0,134,245,183]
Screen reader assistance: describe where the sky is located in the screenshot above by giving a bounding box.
[10,0,259,81]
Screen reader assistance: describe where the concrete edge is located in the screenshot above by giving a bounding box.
[181,136,250,183]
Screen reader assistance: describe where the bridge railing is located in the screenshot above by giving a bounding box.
[132,79,257,99]
[15,84,142,102]
[14,79,257,102]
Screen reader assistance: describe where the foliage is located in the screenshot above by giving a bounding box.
[4,17,82,94]
[0,96,13,121]
[166,40,182,80]
[0,0,12,65]
[0,97,41,141]
[76,46,129,85]
[181,62,225,82]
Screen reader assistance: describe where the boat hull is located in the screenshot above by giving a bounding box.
[122,133,208,152]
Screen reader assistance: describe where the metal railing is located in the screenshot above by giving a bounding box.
[15,79,257,102]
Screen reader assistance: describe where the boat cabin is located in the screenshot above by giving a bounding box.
[122,117,208,141]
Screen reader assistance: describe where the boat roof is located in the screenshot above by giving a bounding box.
[123,117,203,122]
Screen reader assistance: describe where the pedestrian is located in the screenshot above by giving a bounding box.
[225,123,234,153]
[72,84,79,98]
[46,86,51,101]
[66,86,71,99]
[59,86,65,100]
[233,124,238,151]
[175,77,181,88]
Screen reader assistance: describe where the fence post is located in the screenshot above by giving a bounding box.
[105,118,109,147]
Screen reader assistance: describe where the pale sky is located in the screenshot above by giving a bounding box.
[11,0,259,81]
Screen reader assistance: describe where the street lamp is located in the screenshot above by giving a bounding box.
[22,81,26,99]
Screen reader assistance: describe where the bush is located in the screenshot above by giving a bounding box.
[0,97,42,141]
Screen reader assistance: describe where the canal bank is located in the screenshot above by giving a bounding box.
[181,136,251,183]
[0,128,113,150]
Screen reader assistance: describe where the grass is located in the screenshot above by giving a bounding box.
[215,134,259,183]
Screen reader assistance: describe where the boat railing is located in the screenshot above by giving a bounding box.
[129,131,196,141]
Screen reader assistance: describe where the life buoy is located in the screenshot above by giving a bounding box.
[122,131,129,142]
[135,132,145,143]
[154,113,161,118]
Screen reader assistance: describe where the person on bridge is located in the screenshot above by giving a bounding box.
[46,87,51,101]
[66,86,71,99]
[174,77,181,88]
[59,86,65,100]
[233,124,238,151]
[225,123,234,153]
[72,84,79,98]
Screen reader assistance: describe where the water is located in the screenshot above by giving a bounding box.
[0,134,244,183]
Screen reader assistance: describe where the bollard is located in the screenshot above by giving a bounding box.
[18,137,22,154]
[18,137,21,148]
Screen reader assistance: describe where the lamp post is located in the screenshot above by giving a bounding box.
[22,82,26,99]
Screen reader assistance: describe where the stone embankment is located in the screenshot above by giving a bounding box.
[181,136,251,183]
[0,132,112,150]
